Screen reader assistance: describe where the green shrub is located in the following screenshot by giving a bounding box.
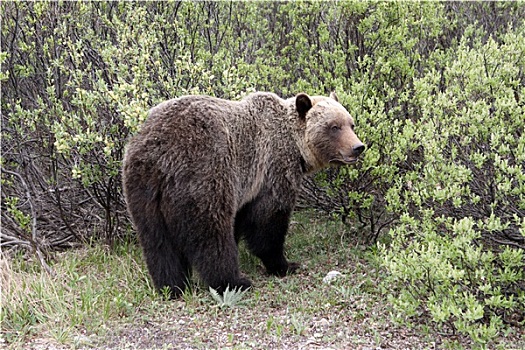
[378,26,525,345]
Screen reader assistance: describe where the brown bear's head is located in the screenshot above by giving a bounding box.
[296,92,365,171]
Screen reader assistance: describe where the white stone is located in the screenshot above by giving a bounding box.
[323,270,343,283]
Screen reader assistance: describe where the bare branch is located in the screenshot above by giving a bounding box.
[1,167,54,275]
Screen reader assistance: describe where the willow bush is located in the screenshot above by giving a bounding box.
[379,27,525,345]
[1,1,524,345]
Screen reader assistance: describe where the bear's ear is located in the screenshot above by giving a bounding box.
[329,91,339,102]
[296,93,313,119]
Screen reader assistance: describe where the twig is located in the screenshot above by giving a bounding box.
[1,167,55,276]
[487,235,525,250]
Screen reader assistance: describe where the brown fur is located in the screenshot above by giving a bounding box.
[122,92,364,297]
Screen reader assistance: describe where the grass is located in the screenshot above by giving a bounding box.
[1,240,157,348]
[1,212,524,349]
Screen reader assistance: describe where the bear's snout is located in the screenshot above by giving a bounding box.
[352,143,365,157]
[336,142,365,165]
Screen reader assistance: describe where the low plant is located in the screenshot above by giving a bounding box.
[209,286,250,309]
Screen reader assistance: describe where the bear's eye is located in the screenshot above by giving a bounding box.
[331,125,341,132]
[351,124,356,130]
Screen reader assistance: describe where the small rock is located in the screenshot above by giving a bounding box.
[316,317,330,328]
[73,335,93,346]
[323,270,343,283]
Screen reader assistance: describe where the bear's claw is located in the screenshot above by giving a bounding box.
[267,261,301,277]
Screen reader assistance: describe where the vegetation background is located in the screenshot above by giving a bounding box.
[1,1,524,349]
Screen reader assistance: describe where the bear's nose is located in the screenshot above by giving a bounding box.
[352,144,365,156]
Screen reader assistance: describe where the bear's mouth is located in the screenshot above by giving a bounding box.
[329,156,359,165]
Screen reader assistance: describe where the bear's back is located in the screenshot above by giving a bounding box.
[124,92,301,208]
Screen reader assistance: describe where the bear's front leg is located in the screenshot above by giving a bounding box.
[235,197,300,277]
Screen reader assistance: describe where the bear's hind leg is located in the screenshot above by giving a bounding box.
[186,219,252,294]
[143,242,191,299]
[136,216,191,298]
[141,237,191,299]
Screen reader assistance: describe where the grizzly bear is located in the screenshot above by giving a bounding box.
[122,91,364,297]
